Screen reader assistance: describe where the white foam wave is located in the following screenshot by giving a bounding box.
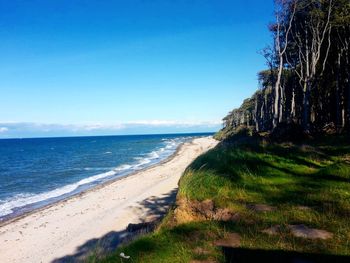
[114,164,132,171]
[148,151,160,159]
[82,167,114,171]
[132,138,186,170]
[134,158,152,167]
[133,148,167,168]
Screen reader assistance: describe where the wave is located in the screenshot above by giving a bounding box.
[132,138,183,168]
[71,167,115,171]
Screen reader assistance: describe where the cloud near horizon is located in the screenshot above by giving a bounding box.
[0,127,9,133]
[0,120,221,138]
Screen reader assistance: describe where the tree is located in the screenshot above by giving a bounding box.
[271,0,297,128]
[220,0,349,138]
[291,0,334,131]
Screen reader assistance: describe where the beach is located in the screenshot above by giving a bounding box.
[0,136,218,263]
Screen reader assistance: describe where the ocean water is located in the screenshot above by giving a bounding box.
[0,133,211,221]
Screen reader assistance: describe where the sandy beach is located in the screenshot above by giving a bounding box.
[0,137,218,263]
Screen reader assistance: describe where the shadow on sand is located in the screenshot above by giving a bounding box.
[51,188,178,263]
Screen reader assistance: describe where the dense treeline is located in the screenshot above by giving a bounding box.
[220,0,349,138]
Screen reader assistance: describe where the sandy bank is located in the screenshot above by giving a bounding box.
[0,137,218,263]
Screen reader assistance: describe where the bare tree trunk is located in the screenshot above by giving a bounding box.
[302,81,311,131]
[273,62,282,128]
[279,83,284,123]
[336,53,341,131]
[291,85,296,121]
[348,78,350,129]
[261,101,265,130]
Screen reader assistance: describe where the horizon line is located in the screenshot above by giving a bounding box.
[0,131,216,140]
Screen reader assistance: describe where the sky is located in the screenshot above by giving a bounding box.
[0,0,274,138]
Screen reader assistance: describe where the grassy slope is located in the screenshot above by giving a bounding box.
[95,135,350,262]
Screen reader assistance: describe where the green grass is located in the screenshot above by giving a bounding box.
[94,135,350,262]
[94,222,226,263]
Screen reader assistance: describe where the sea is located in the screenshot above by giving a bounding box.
[0,133,212,221]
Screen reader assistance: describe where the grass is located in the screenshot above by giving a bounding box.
[94,135,350,262]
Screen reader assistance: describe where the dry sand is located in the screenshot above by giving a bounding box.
[0,137,218,263]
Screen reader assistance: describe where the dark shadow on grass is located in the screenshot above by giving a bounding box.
[312,173,350,183]
[189,143,322,180]
[222,247,350,263]
[51,188,178,263]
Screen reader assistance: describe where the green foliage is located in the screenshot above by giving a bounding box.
[220,0,350,137]
[214,125,256,141]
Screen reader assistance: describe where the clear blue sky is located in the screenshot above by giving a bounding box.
[0,0,274,138]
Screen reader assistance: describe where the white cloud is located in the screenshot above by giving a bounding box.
[0,127,9,133]
[126,120,221,127]
[78,123,126,131]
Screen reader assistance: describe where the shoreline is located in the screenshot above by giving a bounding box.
[0,136,218,263]
[0,138,188,227]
